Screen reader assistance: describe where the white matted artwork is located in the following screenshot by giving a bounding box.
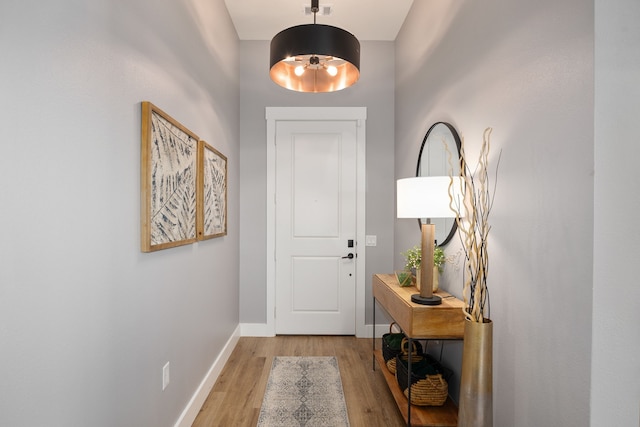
[197,140,227,240]
[140,101,199,252]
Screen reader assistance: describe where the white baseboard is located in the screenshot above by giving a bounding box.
[363,323,391,338]
[240,323,275,337]
[239,323,389,338]
[174,325,241,427]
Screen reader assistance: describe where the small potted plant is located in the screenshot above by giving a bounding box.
[400,245,446,290]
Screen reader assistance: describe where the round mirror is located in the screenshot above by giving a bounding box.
[416,122,462,246]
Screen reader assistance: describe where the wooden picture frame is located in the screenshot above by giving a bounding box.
[197,140,227,240]
[141,101,199,252]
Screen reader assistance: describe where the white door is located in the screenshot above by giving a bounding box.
[275,120,357,335]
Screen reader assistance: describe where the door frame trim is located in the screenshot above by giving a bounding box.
[265,107,367,337]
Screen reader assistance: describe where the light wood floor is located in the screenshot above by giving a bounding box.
[191,336,406,427]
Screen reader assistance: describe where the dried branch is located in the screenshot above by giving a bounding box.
[447,128,500,322]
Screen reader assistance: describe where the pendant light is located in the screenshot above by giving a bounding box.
[269,0,360,93]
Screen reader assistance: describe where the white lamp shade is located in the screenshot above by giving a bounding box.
[397,176,463,219]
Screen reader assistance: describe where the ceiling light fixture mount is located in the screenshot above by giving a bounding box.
[269,0,360,93]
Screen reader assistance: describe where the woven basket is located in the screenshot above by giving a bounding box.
[381,323,404,373]
[395,351,452,407]
[381,325,423,374]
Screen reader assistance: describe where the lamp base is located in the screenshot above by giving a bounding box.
[411,294,442,305]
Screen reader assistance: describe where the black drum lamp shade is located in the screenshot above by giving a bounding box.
[269,1,360,93]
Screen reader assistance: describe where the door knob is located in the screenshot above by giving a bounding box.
[342,253,355,259]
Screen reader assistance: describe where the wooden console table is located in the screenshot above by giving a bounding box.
[372,273,465,426]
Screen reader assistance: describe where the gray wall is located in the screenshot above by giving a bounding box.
[395,0,594,425]
[0,0,240,426]
[238,41,396,325]
[592,0,640,425]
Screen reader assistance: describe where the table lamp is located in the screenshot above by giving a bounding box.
[397,176,462,305]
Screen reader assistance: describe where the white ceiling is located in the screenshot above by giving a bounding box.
[224,0,414,41]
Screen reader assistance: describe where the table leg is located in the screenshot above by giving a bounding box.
[372,297,376,371]
[407,337,412,427]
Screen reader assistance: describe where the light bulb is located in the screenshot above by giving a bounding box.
[294,65,305,76]
[326,65,338,76]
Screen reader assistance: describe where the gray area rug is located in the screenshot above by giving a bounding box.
[257,356,350,427]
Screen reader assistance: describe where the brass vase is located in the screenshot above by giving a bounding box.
[412,266,439,291]
[410,267,422,290]
[458,318,493,427]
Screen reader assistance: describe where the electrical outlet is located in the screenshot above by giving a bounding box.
[162,362,170,391]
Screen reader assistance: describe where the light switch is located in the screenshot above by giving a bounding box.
[365,235,377,246]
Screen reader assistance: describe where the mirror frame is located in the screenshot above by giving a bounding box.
[416,122,462,247]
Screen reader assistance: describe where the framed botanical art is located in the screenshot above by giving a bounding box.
[141,101,199,252]
[197,140,227,240]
